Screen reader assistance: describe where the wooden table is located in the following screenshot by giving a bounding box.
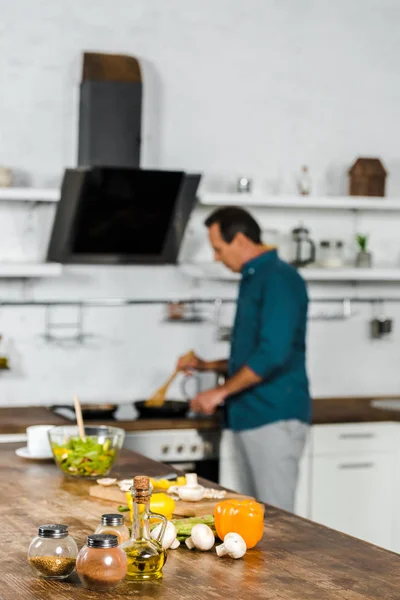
[2,443,400,599]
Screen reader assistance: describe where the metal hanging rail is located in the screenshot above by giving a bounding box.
[1,296,400,307]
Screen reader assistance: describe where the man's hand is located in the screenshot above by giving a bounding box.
[190,387,227,415]
[176,351,206,373]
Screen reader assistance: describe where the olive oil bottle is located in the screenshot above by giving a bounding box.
[121,475,167,581]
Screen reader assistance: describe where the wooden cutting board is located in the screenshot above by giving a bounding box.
[89,484,253,517]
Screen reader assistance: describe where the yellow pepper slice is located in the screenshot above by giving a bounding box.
[126,491,176,524]
[150,476,186,491]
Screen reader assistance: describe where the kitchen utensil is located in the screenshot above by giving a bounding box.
[15,447,54,461]
[145,350,195,409]
[236,177,252,193]
[370,301,393,339]
[74,394,86,440]
[88,484,253,517]
[291,223,316,267]
[319,240,344,268]
[134,400,190,419]
[145,369,179,408]
[50,404,118,420]
[49,425,125,478]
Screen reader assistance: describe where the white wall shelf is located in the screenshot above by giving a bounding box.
[0,188,60,202]
[0,263,63,278]
[180,263,400,283]
[200,193,400,211]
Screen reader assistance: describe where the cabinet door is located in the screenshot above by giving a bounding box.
[311,453,394,550]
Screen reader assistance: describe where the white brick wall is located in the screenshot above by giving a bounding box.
[0,0,400,405]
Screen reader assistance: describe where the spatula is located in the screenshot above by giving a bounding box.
[145,350,194,408]
[74,394,86,441]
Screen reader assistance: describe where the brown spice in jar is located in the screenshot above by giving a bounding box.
[29,556,76,577]
[76,546,127,591]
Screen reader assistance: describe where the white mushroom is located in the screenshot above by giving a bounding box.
[216,533,247,559]
[96,478,117,486]
[185,524,215,551]
[117,479,134,492]
[151,521,178,550]
[177,473,205,502]
[170,538,180,549]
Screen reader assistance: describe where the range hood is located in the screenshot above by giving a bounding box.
[47,167,201,264]
[47,52,201,265]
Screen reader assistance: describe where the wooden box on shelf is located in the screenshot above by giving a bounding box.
[348,157,387,197]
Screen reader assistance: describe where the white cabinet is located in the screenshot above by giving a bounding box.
[311,453,394,549]
[309,422,398,552]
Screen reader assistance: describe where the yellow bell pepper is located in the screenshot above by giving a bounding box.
[126,491,176,524]
[150,476,186,492]
[214,499,265,549]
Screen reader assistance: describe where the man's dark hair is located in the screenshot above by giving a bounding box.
[204,206,262,244]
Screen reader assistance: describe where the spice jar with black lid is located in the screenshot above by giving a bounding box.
[95,513,130,544]
[76,534,127,591]
[28,524,78,579]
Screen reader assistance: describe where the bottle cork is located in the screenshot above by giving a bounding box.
[134,475,150,490]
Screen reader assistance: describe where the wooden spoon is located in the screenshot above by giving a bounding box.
[74,394,86,441]
[145,350,194,408]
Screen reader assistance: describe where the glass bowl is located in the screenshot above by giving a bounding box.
[48,426,125,478]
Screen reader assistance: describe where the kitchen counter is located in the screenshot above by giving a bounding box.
[312,395,400,424]
[0,406,221,435]
[1,395,400,435]
[2,442,400,600]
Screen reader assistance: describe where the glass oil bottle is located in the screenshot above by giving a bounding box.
[121,475,167,581]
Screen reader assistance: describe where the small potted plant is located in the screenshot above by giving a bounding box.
[355,234,372,268]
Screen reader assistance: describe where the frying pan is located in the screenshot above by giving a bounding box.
[134,374,200,419]
[133,399,190,419]
[52,404,118,420]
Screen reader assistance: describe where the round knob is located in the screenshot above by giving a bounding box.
[177,445,184,454]
[203,441,213,456]
[161,445,169,455]
[191,445,198,453]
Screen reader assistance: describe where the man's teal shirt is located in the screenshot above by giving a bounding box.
[226,249,311,432]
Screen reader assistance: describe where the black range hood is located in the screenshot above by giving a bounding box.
[47,167,201,264]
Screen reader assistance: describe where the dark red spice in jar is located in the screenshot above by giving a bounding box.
[76,534,127,591]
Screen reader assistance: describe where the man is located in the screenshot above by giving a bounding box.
[177,207,311,512]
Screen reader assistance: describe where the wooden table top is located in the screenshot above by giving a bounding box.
[1,395,400,436]
[0,406,221,434]
[2,443,400,599]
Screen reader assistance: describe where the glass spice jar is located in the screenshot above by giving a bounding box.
[28,524,78,579]
[95,514,130,544]
[76,534,127,591]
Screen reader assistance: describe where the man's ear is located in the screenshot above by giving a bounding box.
[234,232,248,247]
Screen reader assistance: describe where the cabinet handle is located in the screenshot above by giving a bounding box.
[338,462,374,470]
[339,433,374,439]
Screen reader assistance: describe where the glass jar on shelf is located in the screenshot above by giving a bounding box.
[95,513,130,544]
[27,524,78,579]
[318,240,344,268]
